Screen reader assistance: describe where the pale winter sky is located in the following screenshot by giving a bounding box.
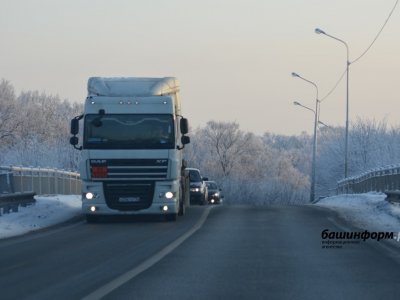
[0,0,399,135]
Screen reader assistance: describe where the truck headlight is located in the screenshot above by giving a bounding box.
[85,192,95,200]
[159,191,175,199]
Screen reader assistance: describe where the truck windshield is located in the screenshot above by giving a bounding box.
[84,114,175,149]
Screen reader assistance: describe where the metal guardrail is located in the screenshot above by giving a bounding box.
[0,192,36,215]
[337,164,400,194]
[384,190,400,203]
[0,166,81,195]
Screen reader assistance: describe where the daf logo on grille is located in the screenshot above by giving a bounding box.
[156,160,167,164]
[91,159,107,164]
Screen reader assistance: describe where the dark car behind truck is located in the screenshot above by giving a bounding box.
[187,168,208,205]
[205,180,223,204]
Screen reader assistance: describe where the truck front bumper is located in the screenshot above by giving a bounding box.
[82,180,180,216]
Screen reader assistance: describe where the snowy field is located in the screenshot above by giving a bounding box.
[1,193,400,239]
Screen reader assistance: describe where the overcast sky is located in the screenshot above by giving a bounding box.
[1,0,399,135]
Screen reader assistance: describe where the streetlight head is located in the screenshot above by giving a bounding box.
[291,72,300,78]
[293,101,301,106]
[315,28,325,35]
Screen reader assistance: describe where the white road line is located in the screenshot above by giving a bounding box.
[82,206,212,300]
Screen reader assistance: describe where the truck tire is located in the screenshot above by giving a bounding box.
[178,186,185,216]
[166,213,177,221]
[86,215,98,223]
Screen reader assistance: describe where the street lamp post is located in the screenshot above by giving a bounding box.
[315,28,350,179]
[292,72,319,203]
[293,100,318,202]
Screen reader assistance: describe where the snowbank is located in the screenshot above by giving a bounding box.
[0,195,81,239]
[316,193,400,232]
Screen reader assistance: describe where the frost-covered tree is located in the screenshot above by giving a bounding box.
[185,121,310,204]
[202,121,259,177]
[0,79,20,144]
[316,118,400,196]
[314,126,345,195]
[350,117,389,171]
[0,80,83,169]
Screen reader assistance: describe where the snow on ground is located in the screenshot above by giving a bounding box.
[1,193,400,240]
[316,192,400,232]
[0,195,81,239]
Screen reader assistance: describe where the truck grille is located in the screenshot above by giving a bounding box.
[103,181,155,211]
[90,159,168,181]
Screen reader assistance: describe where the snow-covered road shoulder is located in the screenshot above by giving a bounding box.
[0,195,81,239]
[316,193,400,232]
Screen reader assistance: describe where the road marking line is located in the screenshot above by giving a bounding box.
[82,206,212,300]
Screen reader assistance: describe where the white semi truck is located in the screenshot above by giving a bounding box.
[70,77,190,222]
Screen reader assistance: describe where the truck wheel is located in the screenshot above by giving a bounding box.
[166,213,177,221]
[178,187,185,216]
[86,215,98,223]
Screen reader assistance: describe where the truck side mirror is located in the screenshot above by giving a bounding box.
[70,114,83,150]
[181,135,190,145]
[71,118,80,135]
[177,135,190,150]
[180,118,189,135]
[70,136,79,146]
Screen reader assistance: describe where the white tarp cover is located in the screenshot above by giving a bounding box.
[87,77,179,97]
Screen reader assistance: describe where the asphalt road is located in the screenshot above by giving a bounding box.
[1,205,400,300]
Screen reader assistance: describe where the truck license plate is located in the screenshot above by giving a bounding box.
[119,197,140,202]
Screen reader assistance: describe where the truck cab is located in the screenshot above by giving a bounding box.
[70,77,190,222]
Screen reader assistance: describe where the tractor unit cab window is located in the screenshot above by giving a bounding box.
[84,114,175,149]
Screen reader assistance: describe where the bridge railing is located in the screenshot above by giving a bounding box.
[0,166,81,195]
[337,164,400,194]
